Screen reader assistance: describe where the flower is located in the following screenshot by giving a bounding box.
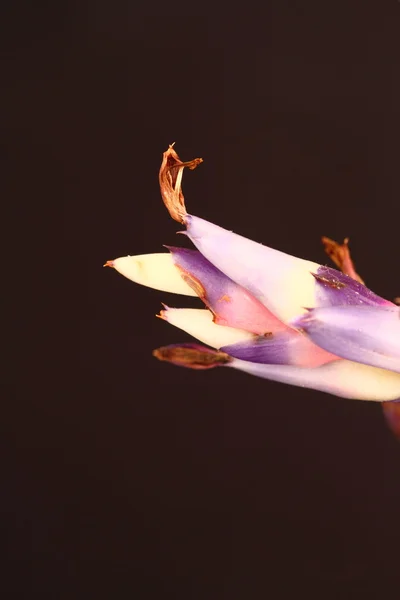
[105,146,400,437]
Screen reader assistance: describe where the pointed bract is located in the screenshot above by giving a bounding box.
[185,214,320,323]
[313,266,394,308]
[222,331,336,367]
[158,307,255,348]
[228,358,400,402]
[295,305,400,374]
[168,246,288,334]
[106,254,197,296]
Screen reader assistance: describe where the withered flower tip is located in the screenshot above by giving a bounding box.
[321,236,365,285]
[158,145,203,224]
[153,344,232,370]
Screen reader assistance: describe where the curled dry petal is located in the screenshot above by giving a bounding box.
[321,236,365,284]
[159,145,203,224]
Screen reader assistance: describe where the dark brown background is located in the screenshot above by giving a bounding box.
[3,1,400,598]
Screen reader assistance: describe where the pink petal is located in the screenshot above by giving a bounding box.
[168,246,288,335]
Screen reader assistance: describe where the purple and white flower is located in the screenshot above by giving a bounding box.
[105,146,400,437]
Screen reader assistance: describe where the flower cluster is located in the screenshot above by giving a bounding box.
[105,146,400,438]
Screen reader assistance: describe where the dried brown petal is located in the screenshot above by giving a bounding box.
[321,236,365,285]
[158,145,203,223]
[152,343,232,370]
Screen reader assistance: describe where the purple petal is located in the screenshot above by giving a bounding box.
[222,332,295,365]
[184,215,320,322]
[168,246,288,335]
[295,305,400,373]
[183,215,394,323]
[222,331,335,367]
[313,266,394,308]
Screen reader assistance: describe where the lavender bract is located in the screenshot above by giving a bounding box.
[295,305,400,373]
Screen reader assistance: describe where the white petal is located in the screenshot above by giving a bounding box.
[159,307,254,348]
[228,358,400,402]
[109,254,196,296]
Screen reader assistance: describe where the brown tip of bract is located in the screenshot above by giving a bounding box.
[155,311,167,320]
[321,236,365,285]
[152,344,232,370]
[158,145,203,224]
[103,260,115,268]
[382,402,400,441]
[155,303,169,320]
